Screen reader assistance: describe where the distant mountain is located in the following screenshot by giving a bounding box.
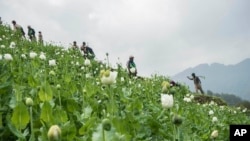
[172,58,250,101]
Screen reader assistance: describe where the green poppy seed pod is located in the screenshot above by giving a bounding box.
[56,84,61,89]
[47,125,61,141]
[172,115,183,126]
[104,70,110,77]
[102,118,111,131]
[161,86,168,93]
[25,97,33,106]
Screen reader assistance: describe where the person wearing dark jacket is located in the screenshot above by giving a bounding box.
[81,42,95,59]
[27,25,36,41]
[127,56,137,77]
[187,73,204,94]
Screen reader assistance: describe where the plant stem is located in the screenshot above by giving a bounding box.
[102,126,106,141]
[29,107,35,141]
[58,91,62,108]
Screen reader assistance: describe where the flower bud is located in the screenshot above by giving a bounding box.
[211,130,218,139]
[102,118,111,131]
[172,114,183,126]
[47,125,61,141]
[56,84,61,89]
[25,97,33,106]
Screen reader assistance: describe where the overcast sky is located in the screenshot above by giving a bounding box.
[1,0,250,77]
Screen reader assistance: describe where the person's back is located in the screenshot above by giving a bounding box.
[194,76,201,85]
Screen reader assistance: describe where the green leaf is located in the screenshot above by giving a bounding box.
[62,121,76,141]
[79,117,97,135]
[66,99,79,113]
[28,75,37,87]
[64,74,71,83]
[7,122,26,139]
[11,102,30,130]
[91,123,118,141]
[40,102,53,124]
[54,107,68,123]
[38,83,53,102]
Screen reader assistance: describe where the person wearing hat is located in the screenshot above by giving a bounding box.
[127,55,137,77]
[187,73,204,94]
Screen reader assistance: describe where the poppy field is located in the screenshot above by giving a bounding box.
[0,25,250,141]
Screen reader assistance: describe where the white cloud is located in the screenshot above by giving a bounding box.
[1,0,250,76]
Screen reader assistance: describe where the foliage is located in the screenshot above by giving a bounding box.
[0,24,250,141]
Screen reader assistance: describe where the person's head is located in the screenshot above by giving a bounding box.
[27,25,31,29]
[191,73,195,77]
[39,31,42,34]
[73,41,77,45]
[129,56,134,61]
[82,42,86,46]
[12,20,16,25]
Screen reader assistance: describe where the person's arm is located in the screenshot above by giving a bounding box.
[187,76,193,80]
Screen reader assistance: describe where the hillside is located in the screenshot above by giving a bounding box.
[0,24,250,140]
[172,59,250,101]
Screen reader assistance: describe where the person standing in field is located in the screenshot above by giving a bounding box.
[27,25,36,41]
[12,20,25,38]
[38,31,43,45]
[187,73,204,94]
[72,41,79,49]
[127,56,137,77]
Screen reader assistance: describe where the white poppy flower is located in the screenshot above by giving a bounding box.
[39,53,46,60]
[84,59,91,66]
[209,110,214,115]
[4,54,13,60]
[161,94,174,109]
[212,116,218,123]
[29,52,37,58]
[211,130,218,139]
[49,59,56,66]
[21,54,26,59]
[9,41,16,48]
[242,108,247,113]
[183,97,191,102]
[101,70,117,85]
[190,95,194,100]
[0,45,5,48]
